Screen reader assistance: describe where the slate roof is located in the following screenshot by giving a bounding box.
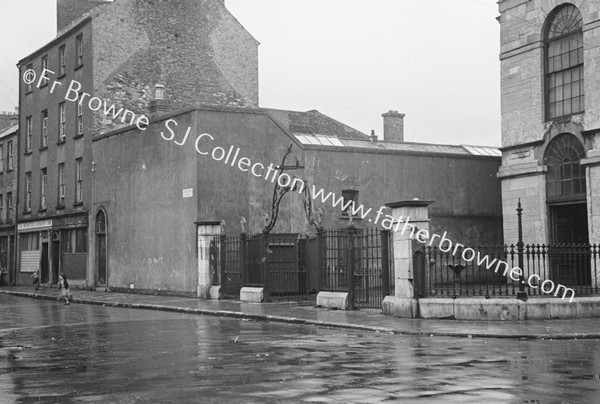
[264,108,370,140]
[0,124,18,140]
[293,133,500,157]
[264,108,500,157]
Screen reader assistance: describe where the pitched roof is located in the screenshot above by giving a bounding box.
[265,108,499,157]
[0,124,18,140]
[294,134,501,158]
[265,108,369,140]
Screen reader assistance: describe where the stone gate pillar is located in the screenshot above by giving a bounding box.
[196,220,224,299]
[382,199,433,318]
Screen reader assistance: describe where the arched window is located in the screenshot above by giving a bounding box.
[95,210,106,234]
[545,134,586,200]
[545,4,584,120]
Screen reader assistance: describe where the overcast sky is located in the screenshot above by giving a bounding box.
[0,0,501,146]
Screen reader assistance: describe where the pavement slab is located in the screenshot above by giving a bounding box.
[2,286,600,339]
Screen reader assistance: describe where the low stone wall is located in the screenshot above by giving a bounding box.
[382,296,600,320]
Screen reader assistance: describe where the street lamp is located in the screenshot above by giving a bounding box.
[516,199,528,302]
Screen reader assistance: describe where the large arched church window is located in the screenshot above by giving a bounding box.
[545,4,584,120]
[545,134,586,200]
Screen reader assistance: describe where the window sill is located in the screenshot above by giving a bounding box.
[24,151,33,156]
[56,204,65,210]
[57,139,66,145]
[74,64,84,71]
[38,208,47,213]
[73,202,84,207]
[22,210,32,214]
[546,112,584,123]
[25,89,33,95]
[39,82,48,88]
[58,73,66,80]
[6,169,13,173]
[39,146,48,151]
[73,134,84,140]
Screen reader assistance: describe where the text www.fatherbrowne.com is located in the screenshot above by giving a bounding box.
[23,68,576,303]
[160,118,576,303]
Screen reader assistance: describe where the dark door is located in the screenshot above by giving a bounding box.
[549,203,590,286]
[41,242,49,284]
[97,234,107,285]
[52,240,60,285]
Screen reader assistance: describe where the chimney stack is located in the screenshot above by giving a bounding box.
[10,107,18,126]
[382,110,405,142]
[149,84,171,116]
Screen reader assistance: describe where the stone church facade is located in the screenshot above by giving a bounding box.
[498,1,600,250]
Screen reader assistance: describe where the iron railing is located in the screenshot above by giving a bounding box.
[212,226,393,307]
[416,243,599,298]
[322,229,349,293]
[354,228,393,308]
[321,227,393,308]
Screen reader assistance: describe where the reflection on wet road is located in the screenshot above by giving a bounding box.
[1,295,599,403]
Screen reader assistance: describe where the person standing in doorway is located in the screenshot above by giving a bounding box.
[31,269,40,290]
[58,273,70,305]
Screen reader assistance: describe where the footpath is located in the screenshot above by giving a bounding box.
[1,286,600,340]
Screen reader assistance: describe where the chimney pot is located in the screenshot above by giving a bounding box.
[382,110,405,142]
[154,84,165,100]
[149,84,171,116]
[370,129,377,142]
[10,107,18,126]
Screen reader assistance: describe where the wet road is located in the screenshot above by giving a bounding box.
[1,295,599,403]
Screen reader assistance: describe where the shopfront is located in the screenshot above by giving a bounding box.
[17,220,52,285]
[17,216,88,286]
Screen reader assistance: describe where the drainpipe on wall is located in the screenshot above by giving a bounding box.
[13,96,21,286]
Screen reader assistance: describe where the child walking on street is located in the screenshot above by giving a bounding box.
[59,273,70,305]
[31,269,40,290]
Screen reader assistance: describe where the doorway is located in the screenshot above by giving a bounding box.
[52,233,60,285]
[95,210,107,285]
[549,203,588,244]
[549,202,590,286]
[97,234,106,284]
[41,242,49,284]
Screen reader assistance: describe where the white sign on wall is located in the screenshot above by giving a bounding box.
[18,220,53,231]
[182,188,193,198]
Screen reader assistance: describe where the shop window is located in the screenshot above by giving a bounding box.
[20,232,40,251]
[62,228,88,253]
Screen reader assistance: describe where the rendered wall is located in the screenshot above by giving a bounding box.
[92,112,199,292]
